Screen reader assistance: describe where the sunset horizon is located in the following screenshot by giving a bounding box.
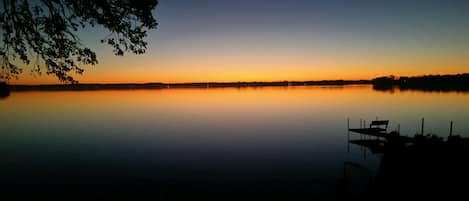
[2,1,469,200]
[9,71,468,85]
[5,0,469,85]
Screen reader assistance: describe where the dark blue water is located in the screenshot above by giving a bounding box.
[1,86,468,199]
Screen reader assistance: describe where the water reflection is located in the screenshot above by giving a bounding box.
[0,86,468,199]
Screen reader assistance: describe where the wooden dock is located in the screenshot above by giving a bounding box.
[347,119,468,153]
[348,128,414,143]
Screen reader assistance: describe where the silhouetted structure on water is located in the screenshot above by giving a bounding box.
[343,119,469,200]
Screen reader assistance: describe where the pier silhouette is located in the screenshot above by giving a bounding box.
[343,119,469,200]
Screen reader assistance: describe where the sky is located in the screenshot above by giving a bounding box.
[13,0,469,84]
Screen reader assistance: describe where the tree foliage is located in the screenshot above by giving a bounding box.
[0,0,158,83]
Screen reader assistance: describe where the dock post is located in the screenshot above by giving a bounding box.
[450,121,453,137]
[363,148,366,160]
[359,119,363,141]
[347,118,350,130]
[421,118,425,135]
[347,118,350,153]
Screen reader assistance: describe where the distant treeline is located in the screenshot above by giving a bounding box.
[6,74,469,93]
[8,80,370,91]
[372,73,469,92]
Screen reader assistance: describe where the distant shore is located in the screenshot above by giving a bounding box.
[372,73,469,92]
[5,73,469,92]
[8,80,371,91]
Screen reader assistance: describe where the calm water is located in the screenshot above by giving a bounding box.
[1,85,468,199]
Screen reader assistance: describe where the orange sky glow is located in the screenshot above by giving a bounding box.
[6,1,469,85]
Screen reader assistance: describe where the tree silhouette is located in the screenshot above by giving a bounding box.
[0,0,158,83]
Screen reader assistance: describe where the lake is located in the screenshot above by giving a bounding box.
[1,85,468,199]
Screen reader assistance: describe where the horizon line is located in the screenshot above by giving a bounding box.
[8,79,371,86]
[6,72,469,86]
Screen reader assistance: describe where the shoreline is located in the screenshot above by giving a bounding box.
[8,80,371,91]
[5,73,469,92]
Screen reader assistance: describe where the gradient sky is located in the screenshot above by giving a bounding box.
[13,0,469,84]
